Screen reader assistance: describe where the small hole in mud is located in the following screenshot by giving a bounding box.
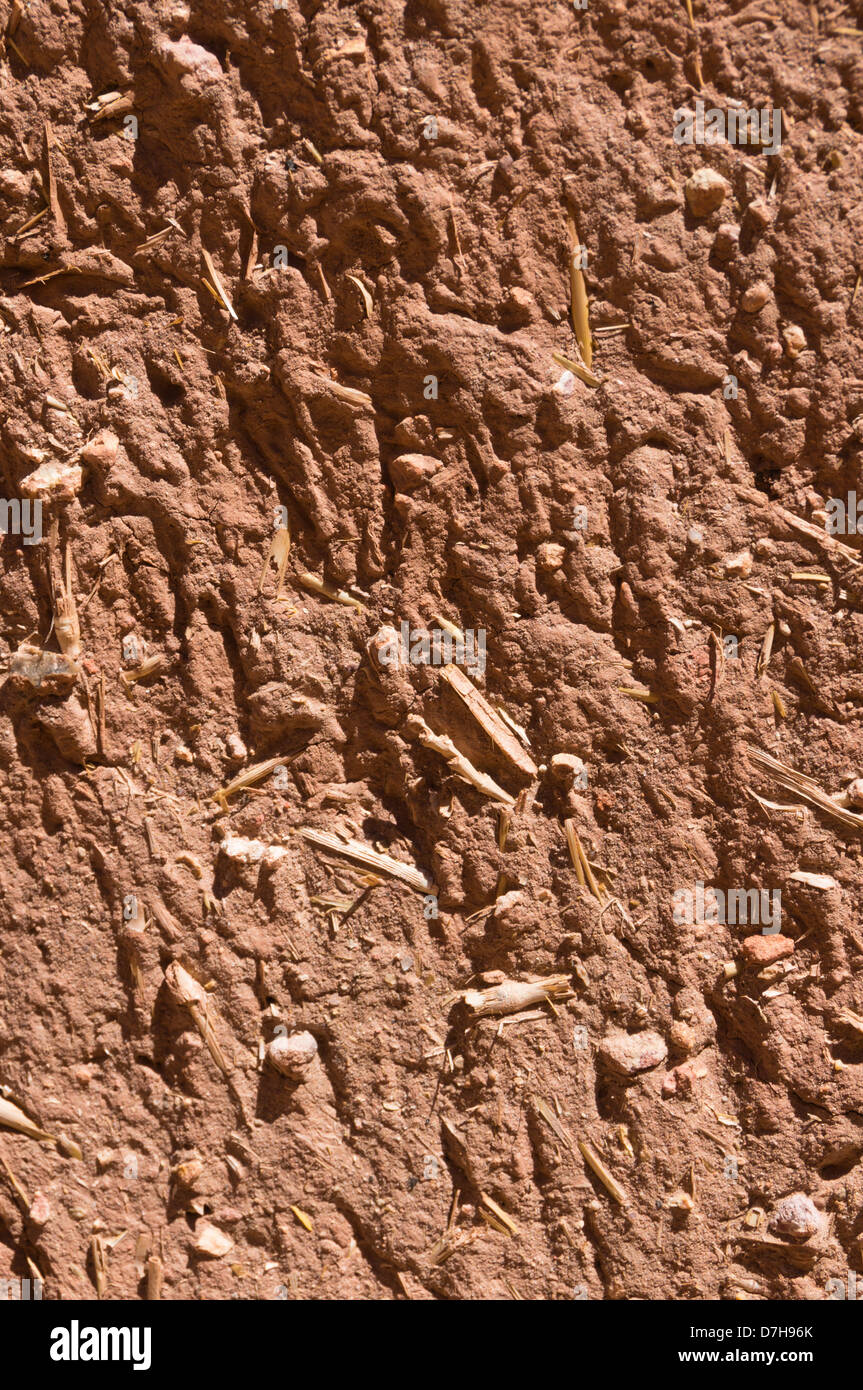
[361,816,400,845]
[607,70,630,95]
[187,32,228,66]
[146,365,185,408]
[754,464,782,498]
[820,1154,861,1180]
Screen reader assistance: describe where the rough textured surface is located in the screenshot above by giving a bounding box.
[1,0,863,1303]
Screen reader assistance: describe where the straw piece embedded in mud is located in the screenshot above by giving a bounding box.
[448,201,465,275]
[835,1007,863,1035]
[299,827,436,894]
[290,1205,314,1232]
[22,264,79,288]
[618,684,658,704]
[258,523,291,597]
[551,350,600,388]
[242,207,258,280]
[201,246,238,321]
[345,273,373,317]
[0,1095,57,1145]
[770,690,787,720]
[789,871,838,890]
[430,612,463,640]
[11,205,48,239]
[791,571,830,585]
[566,211,592,367]
[311,375,373,407]
[121,654,164,686]
[775,506,861,566]
[749,748,863,832]
[146,1255,163,1300]
[495,705,532,750]
[87,90,134,121]
[756,622,774,679]
[90,1235,108,1298]
[50,542,81,661]
[44,121,65,233]
[213,755,285,810]
[682,0,704,88]
[566,821,586,888]
[134,219,181,254]
[533,1094,576,1151]
[149,896,181,942]
[577,1138,629,1206]
[297,572,366,611]
[406,713,516,806]
[164,962,232,1078]
[478,1191,518,1237]
[497,1008,549,1028]
[426,1225,480,1266]
[439,664,538,777]
[461,975,573,1018]
[563,819,602,900]
[745,786,805,820]
[0,1140,30,1208]
[315,261,331,300]
[706,629,724,702]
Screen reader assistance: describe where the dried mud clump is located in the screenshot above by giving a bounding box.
[1,0,863,1304]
